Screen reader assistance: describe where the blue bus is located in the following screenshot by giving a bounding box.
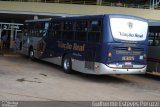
[21,14,148,74]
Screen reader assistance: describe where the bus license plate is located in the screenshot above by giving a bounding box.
[122,56,134,61]
[125,62,132,65]
[122,62,133,68]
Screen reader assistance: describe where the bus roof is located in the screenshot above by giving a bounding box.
[51,14,147,22]
[25,18,52,23]
[24,14,147,23]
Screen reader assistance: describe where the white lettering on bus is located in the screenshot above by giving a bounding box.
[119,32,143,38]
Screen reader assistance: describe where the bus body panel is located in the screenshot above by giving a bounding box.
[21,14,148,75]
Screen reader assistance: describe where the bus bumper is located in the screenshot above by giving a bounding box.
[96,63,146,74]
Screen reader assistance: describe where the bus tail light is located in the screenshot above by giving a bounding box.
[108,52,112,57]
[107,52,112,62]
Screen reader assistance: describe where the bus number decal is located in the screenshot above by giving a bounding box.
[122,56,134,61]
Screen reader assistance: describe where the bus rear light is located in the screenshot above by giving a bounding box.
[108,52,112,57]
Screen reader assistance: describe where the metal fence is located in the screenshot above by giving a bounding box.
[0,0,159,10]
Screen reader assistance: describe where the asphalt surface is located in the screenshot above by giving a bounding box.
[0,54,160,106]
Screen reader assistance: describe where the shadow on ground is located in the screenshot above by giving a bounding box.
[31,58,133,84]
[136,73,160,81]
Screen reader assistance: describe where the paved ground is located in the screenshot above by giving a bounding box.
[0,54,160,106]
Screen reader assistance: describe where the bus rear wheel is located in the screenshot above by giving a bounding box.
[62,55,72,73]
[29,48,34,60]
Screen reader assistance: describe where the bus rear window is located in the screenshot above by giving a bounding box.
[110,17,148,42]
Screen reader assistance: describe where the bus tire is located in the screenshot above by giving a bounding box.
[29,48,34,60]
[62,55,72,73]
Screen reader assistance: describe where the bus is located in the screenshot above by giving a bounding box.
[147,21,160,74]
[22,18,51,58]
[21,14,148,75]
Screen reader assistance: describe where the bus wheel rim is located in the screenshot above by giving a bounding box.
[64,59,69,70]
[30,51,34,57]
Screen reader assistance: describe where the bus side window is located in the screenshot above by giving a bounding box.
[152,40,159,46]
[43,22,49,37]
[52,21,61,30]
[155,40,160,46]
[90,20,101,31]
[34,22,41,37]
[149,32,160,46]
[62,21,74,41]
[52,21,62,40]
[48,23,53,37]
[75,20,87,42]
[23,25,28,43]
[149,32,155,46]
[76,21,88,31]
[153,32,160,46]
[88,20,102,43]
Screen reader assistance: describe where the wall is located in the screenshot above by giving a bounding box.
[0,1,160,20]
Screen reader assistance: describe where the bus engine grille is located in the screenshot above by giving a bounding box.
[114,47,144,55]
